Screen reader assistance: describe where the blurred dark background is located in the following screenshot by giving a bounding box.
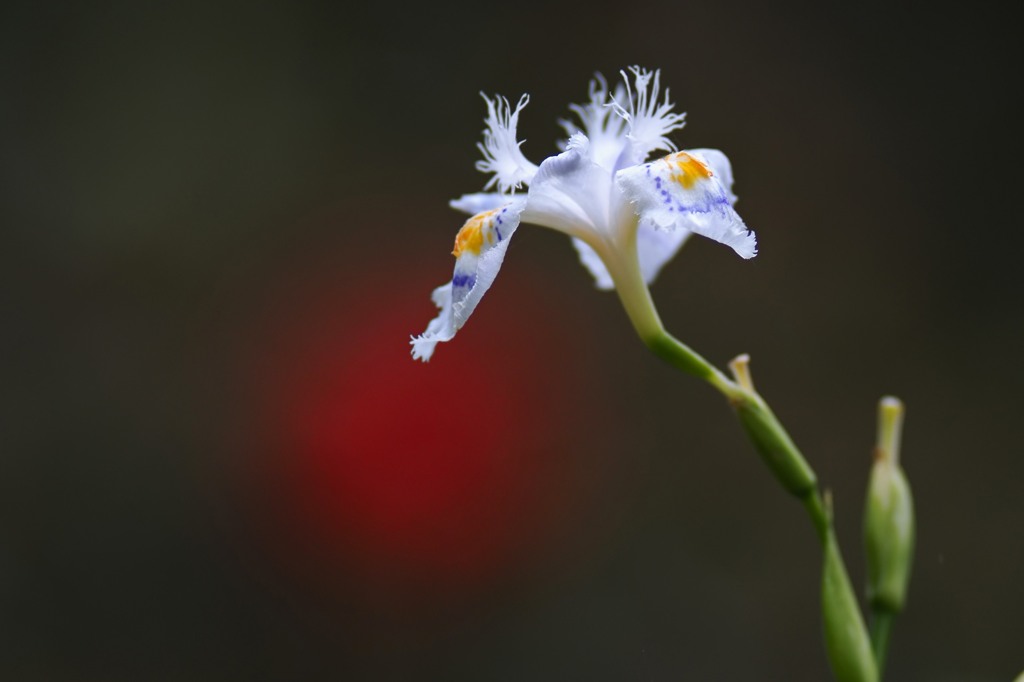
[3,0,1022,679]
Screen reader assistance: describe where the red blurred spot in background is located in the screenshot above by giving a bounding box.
[250,252,592,592]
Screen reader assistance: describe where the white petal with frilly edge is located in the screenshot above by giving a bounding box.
[559,74,631,173]
[476,95,538,193]
[411,201,525,361]
[610,67,687,165]
[450,192,509,216]
[617,149,756,259]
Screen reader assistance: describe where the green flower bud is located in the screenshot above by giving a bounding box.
[727,355,817,497]
[864,397,915,613]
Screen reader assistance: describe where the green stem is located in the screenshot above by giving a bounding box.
[644,330,742,398]
[822,530,879,682]
[647,331,877,681]
[870,609,894,677]
[802,489,831,543]
[649,333,831,540]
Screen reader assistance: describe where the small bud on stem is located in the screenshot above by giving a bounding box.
[864,396,915,676]
[864,397,914,613]
[729,355,817,497]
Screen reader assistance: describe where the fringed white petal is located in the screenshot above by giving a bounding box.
[616,149,756,259]
[411,201,525,361]
[476,94,539,193]
[559,74,631,172]
[560,73,615,140]
[413,68,758,361]
[410,283,456,361]
[610,67,686,164]
[450,192,509,215]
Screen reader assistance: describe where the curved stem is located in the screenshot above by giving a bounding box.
[649,334,832,534]
[608,249,875,677]
[649,332,877,681]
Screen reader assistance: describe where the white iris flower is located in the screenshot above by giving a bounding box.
[411,67,756,361]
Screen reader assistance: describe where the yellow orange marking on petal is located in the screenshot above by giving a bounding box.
[665,152,713,189]
[452,209,497,258]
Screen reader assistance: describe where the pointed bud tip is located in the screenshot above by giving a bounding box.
[876,396,906,466]
[728,354,755,392]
